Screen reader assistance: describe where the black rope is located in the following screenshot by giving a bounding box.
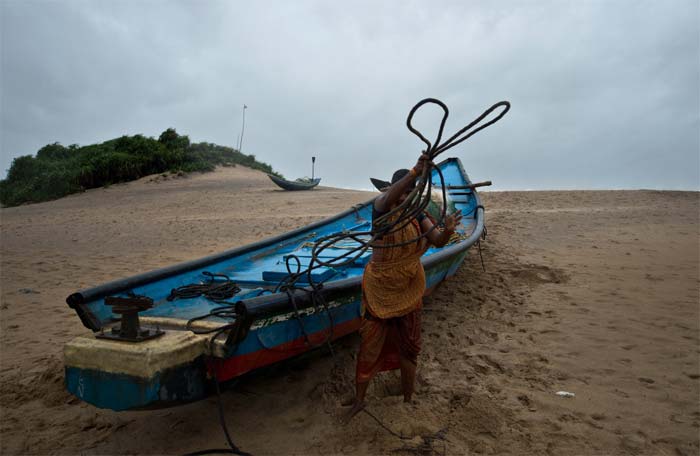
[284,288,313,347]
[361,408,410,440]
[177,272,247,346]
[168,271,241,303]
[477,241,486,273]
[182,364,251,456]
[474,205,487,272]
[255,285,335,355]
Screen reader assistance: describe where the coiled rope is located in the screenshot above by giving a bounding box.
[168,271,241,303]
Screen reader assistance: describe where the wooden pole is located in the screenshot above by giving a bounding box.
[446,180,492,190]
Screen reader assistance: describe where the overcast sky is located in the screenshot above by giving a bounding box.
[2,0,698,190]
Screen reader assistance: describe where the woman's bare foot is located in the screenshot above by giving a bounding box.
[340,394,355,407]
[342,401,366,425]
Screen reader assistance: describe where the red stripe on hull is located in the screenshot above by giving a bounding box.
[209,273,459,381]
[210,317,361,381]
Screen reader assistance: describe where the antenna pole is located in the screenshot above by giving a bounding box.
[239,104,247,153]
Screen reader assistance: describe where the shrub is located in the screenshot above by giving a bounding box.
[0,128,281,206]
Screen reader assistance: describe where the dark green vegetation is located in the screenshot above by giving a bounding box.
[0,129,280,207]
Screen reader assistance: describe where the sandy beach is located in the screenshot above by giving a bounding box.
[1,165,698,455]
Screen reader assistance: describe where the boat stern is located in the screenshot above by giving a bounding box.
[64,330,210,410]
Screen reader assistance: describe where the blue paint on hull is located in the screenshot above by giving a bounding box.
[65,357,207,411]
[242,294,362,354]
[65,367,161,411]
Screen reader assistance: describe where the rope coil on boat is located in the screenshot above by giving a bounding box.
[168,271,241,303]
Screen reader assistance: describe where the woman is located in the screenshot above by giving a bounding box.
[346,153,462,421]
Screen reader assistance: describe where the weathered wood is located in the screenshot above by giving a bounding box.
[447,180,492,190]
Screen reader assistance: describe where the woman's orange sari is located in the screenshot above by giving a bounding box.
[356,215,427,383]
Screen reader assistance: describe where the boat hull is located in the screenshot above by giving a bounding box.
[65,249,470,410]
[267,174,321,191]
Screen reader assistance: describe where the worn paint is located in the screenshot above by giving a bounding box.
[65,357,207,410]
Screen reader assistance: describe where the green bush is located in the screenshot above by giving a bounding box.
[0,128,281,207]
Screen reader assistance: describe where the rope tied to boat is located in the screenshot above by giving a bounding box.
[168,271,241,303]
[265,254,337,354]
[182,316,252,456]
[472,205,488,272]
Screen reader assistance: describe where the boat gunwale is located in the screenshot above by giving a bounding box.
[66,195,376,331]
[66,157,483,331]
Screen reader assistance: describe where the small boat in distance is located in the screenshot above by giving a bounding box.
[267,174,321,191]
[268,156,320,191]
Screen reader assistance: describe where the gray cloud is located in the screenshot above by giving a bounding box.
[2,0,698,190]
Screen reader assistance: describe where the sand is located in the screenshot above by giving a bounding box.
[1,165,698,455]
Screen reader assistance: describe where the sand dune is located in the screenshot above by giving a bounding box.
[1,166,698,455]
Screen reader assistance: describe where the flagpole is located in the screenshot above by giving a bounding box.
[239,104,247,153]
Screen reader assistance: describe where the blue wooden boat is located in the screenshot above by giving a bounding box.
[64,157,486,411]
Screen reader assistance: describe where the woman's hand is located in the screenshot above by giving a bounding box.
[413,152,432,175]
[420,211,463,247]
[444,212,463,233]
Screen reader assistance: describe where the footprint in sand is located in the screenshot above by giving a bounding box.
[516,394,537,411]
[558,412,583,423]
[618,358,632,364]
[610,388,629,398]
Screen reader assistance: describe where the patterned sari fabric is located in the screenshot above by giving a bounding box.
[356,305,422,383]
[356,215,428,383]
